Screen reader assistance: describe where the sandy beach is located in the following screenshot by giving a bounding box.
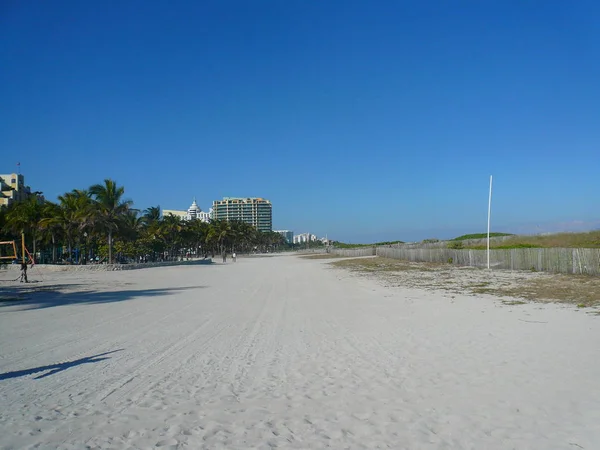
[1,255,599,449]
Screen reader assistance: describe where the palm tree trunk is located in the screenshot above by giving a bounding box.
[52,233,56,263]
[108,231,113,264]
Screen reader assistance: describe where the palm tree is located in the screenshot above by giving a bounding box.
[188,219,209,257]
[65,190,95,261]
[159,214,185,259]
[207,219,232,255]
[4,196,43,260]
[120,210,144,240]
[40,193,84,262]
[229,220,255,253]
[267,231,287,252]
[0,205,8,241]
[39,201,63,263]
[89,179,132,264]
[142,206,161,226]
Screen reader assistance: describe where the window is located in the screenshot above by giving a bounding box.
[11,178,16,184]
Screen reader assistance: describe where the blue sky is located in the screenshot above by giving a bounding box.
[1,1,599,242]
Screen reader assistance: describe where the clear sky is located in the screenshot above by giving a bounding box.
[1,1,599,242]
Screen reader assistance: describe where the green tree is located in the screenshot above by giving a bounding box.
[89,179,132,264]
[40,191,92,263]
[142,206,161,226]
[187,218,209,258]
[5,196,43,259]
[207,219,232,254]
[159,214,185,259]
[38,201,63,263]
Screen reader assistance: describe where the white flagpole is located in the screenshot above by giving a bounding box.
[487,175,493,270]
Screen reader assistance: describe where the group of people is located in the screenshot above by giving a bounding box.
[221,251,237,263]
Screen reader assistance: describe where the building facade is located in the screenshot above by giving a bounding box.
[274,230,294,244]
[186,199,211,222]
[293,233,318,244]
[197,209,211,222]
[163,199,212,222]
[212,197,272,232]
[162,209,187,220]
[0,173,32,207]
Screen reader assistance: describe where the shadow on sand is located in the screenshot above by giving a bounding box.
[0,349,124,380]
[0,285,206,311]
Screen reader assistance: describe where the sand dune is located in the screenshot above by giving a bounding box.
[1,255,598,449]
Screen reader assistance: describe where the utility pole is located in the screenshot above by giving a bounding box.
[487,175,493,270]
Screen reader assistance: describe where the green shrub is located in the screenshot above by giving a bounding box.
[452,233,513,241]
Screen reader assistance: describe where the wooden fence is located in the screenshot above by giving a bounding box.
[296,248,327,255]
[394,235,514,249]
[376,247,600,275]
[331,247,376,257]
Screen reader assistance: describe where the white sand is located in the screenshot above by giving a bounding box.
[0,255,599,449]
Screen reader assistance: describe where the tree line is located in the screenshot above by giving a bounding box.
[0,179,287,264]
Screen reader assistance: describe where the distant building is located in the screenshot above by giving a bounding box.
[0,173,36,207]
[186,199,202,219]
[212,197,272,232]
[293,233,318,244]
[320,237,332,245]
[162,209,187,220]
[198,209,212,222]
[163,198,212,222]
[186,198,211,222]
[274,230,294,244]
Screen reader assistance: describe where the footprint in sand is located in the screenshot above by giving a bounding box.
[155,437,178,447]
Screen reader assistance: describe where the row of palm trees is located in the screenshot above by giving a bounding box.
[0,179,287,264]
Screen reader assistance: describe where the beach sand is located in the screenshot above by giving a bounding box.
[0,255,598,449]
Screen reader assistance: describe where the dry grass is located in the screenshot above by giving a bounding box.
[332,257,442,272]
[473,275,600,307]
[299,254,347,260]
[502,300,527,306]
[329,257,600,308]
[468,230,600,249]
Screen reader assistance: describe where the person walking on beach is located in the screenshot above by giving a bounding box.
[232,252,237,262]
[20,260,29,283]
[222,251,227,263]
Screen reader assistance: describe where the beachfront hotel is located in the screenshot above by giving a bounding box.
[163,198,212,222]
[212,197,272,232]
[0,173,43,207]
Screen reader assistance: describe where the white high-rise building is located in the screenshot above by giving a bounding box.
[199,208,212,222]
[293,233,318,244]
[186,199,202,220]
[274,230,294,244]
[164,198,212,222]
[212,197,272,232]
